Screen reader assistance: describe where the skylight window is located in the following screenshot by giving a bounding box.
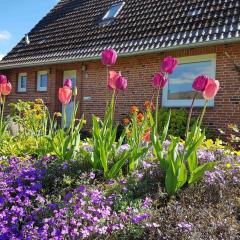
[102,2,125,21]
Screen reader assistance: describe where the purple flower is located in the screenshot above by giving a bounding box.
[177,221,194,232]
[101,48,118,66]
[89,172,95,180]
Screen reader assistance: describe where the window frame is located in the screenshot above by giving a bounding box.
[162,54,216,108]
[102,2,125,21]
[37,70,49,92]
[17,72,27,92]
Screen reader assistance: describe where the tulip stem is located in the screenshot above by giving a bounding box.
[106,66,109,105]
[0,95,5,130]
[63,104,66,129]
[199,100,208,128]
[154,88,160,134]
[186,92,198,138]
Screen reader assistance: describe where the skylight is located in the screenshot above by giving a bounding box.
[102,2,125,21]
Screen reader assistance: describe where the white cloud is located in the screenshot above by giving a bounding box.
[0,31,11,41]
[0,54,5,60]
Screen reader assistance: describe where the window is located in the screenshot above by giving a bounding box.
[162,54,216,108]
[18,73,27,92]
[100,2,125,25]
[37,71,48,92]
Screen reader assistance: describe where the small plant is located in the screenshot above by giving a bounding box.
[48,79,85,161]
[0,75,12,141]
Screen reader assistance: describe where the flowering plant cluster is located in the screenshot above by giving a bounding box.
[0,48,238,239]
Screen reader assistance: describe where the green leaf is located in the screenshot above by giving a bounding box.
[188,162,215,184]
[176,162,187,190]
[161,110,171,142]
[165,161,177,196]
[187,151,198,173]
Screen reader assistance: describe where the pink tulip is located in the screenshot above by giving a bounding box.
[0,75,7,84]
[161,57,178,74]
[1,82,12,96]
[58,86,72,104]
[203,79,220,100]
[192,75,209,92]
[64,78,72,89]
[152,72,168,89]
[101,49,118,66]
[108,71,128,91]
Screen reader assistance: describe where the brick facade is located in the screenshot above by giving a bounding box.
[2,43,240,132]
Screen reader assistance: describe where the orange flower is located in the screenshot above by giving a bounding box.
[137,113,144,122]
[122,117,130,126]
[144,100,155,111]
[130,106,139,115]
[142,131,151,142]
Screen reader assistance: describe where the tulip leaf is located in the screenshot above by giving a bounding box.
[188,162,215,184]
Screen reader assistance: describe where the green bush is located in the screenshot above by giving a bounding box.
[157,108,214,139]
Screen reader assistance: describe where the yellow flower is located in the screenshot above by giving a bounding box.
[35,98,44,105]
[54,112,62,118]
[226,163,231,169]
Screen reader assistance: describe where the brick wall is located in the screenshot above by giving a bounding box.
[2,43,240,132]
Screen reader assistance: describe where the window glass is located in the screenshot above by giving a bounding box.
[168,61,212,100]
[103,2,125,20]
[40,74,48,88]
[20,76,27,89]
[37,71,48,91]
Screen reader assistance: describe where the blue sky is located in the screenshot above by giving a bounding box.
[0,0,58,59]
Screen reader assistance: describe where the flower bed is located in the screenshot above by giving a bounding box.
[0,147,239,239]
[0,49,239,239]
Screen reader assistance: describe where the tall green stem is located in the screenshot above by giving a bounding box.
[63,104,66,129]
[0,95,5,130]
[106,66,109,105]
[186,92,197,138]
[199,100,208,128]
[154,87,160,134]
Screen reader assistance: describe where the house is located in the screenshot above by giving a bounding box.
[0,0,240,131]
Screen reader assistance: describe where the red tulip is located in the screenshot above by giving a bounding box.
[152,72,168,89]
[143,131,151,142]
[64,78,72,89]
[192,75,209,92]
[0,74,7,84]
[108,71,127,91]
[1,82,12,96]
[101,49,118,66]
[58,86,72,104]
[161,57,178,74]
[203,79,220,100]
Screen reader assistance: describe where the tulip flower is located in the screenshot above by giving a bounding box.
[58,86,72,105]
[130,106,139,115]
[161,56,178,74]
[108,71,128,91]
[192,75,209,92]
[143,131,151,142]
[152,72,168,89]
[1,82,12,96]
[101,48,118,66]
[122,117,130,126]
[0,74,7,84]
[64,78,72,89]
[203,79,220,100]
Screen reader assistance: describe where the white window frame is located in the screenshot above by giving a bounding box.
[102,2,125,20]
[18,73,27,92]
[162,54,216,108]
[37,70,48,92]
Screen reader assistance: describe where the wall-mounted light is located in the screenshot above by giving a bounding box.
[25,34,30,45]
